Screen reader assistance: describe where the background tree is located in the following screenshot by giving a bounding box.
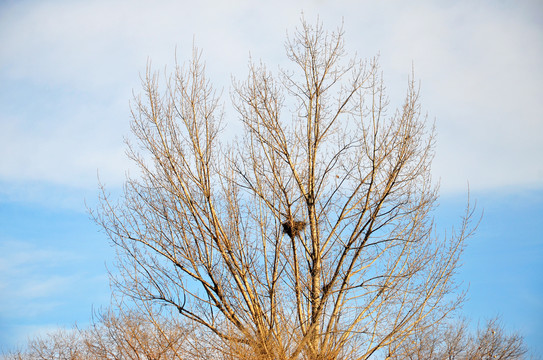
[386,317,529,360]
[4,315,535,360]
[2,304,193,360]
[2,328,87,360]
[93,19,476,359]
[82,304,191,359]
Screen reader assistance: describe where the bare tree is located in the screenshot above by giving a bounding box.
[93,19,476,359]
[4,315,533,360]
[1,305,193,360]
[82,304,191,360]
[2,328,88,360]
[466,318,528,360]
[387,317,529,360]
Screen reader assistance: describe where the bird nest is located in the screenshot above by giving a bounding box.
[282,220,307,239]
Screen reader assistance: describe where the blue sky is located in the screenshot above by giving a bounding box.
[0,0,542,355]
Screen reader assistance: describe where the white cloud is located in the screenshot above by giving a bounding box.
[0,238,110,321]
[0,240,75,315]
[345,1,543,192]
[0,0,541,199]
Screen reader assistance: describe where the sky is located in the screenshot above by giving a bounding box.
[0,0,542,355]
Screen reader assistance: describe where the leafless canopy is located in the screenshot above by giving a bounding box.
[386,317,528,360]
[94,19,476,359]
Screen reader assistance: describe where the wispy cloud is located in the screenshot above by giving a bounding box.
[0,0,541,202]
[0,237,109,311]
[0,240,80,314]
[380,2,543,191]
